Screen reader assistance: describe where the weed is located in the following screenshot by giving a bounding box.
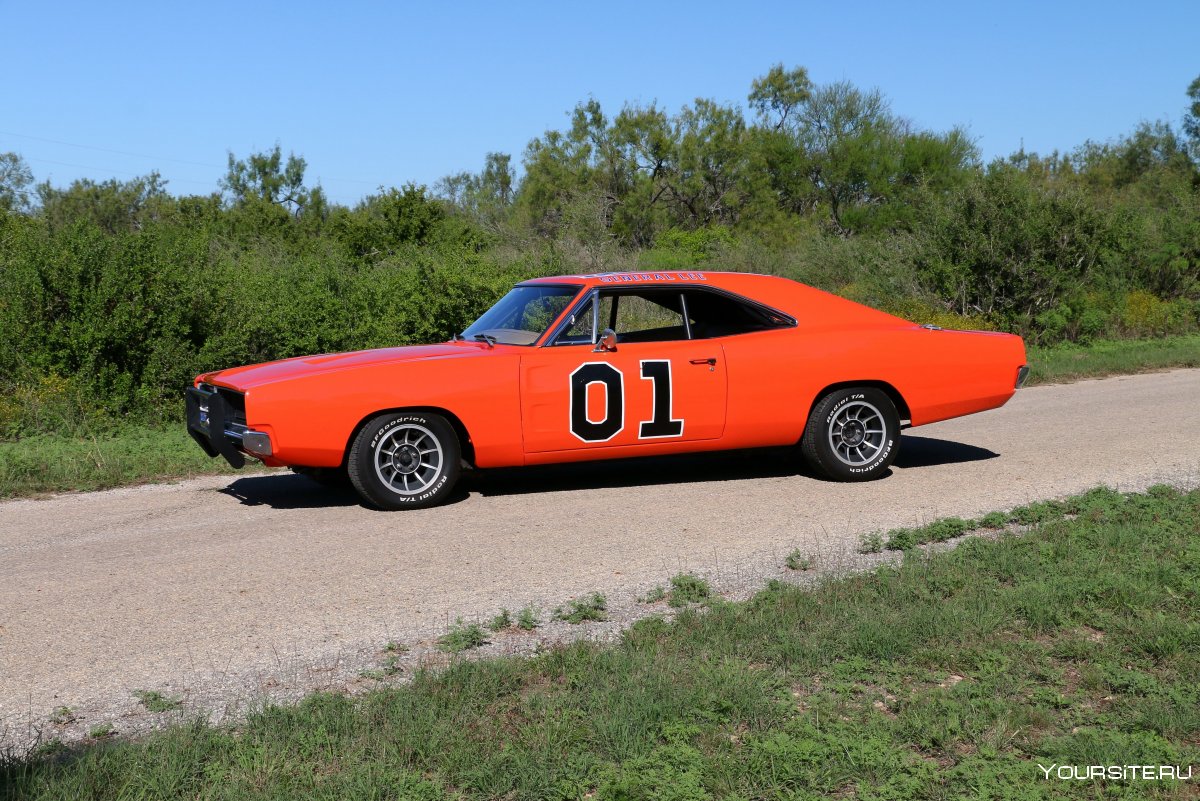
[516,605,540,631]
[31,740,66,759]
[87,723,114,739]
[132,690,182,713]
[785,550,815,571]
[554,593,607,623]
[1010,499,1066,526]
[362,656,405,681]
[48,706,75,726]
[977,511,1009,529]
[437,619,488,653]
[886,517,973,550]
[488,609,513,632]
[667,573,712,607]
[859,532,884,554]
[638,585,667,604]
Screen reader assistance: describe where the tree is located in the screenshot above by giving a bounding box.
[37,172,172,233]
[1073,121,1193,191]
[747,68,977,234]
[0,152,34,213]
[748,64,812,130]
[221,145,311,214]
[435,152,515,229]
[663,99,748,228]
[1184,74,1200,158]
[330,184,450,258]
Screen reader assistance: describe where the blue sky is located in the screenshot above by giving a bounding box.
[4,0,1197,206]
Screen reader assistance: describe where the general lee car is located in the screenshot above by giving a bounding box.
[186,272,1028,509]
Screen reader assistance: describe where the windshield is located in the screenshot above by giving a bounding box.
[460,284,581,346]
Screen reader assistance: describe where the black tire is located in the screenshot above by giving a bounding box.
[291,466,352,489]
[347,412,462,510]
[801,387,900,481]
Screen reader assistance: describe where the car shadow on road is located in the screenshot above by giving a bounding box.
[468,446,804,498]
[219,474,362,509]
[213,435,999,508]
[891,435,999,469]
[469,434,998,498]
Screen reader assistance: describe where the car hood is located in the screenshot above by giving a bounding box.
[202,342,491,390]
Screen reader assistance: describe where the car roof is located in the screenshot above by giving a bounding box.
[521,270,770,287]
[518,271,912,330]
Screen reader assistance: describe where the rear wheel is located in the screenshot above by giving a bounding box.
[801,387,900,481]
[348,412,461,510]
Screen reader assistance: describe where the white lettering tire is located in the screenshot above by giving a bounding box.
[348,412,462,510]
[801,387,900,481]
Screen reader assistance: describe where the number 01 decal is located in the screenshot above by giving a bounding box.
[569,360,683,443]
[638,360,684,438]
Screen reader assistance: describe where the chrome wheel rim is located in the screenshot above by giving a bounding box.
[828,401,887,467]
[374,424,443,495]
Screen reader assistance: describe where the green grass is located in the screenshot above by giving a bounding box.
[881,487,1137,551]
[554,592,608,624]
[436,619,489,653]
[667,573,712,608]
[0,426,266,499]
[4,485,1197,799]
[1027,333,1200,385]
[131,691,182,714]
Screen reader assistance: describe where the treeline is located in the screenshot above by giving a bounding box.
[1,66,1198,437]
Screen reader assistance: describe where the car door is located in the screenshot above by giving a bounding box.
[520,289,728,454]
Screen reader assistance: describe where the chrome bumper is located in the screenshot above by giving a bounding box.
[185,385,272,467]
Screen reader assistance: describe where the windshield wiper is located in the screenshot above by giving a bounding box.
[473,333,498,348]
[451,332,465,341]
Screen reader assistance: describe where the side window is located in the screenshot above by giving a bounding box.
[554,296,613,345]
[683,290,792,339]
[612,293,687,343]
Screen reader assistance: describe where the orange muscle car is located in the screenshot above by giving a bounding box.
[186,271,1028,509]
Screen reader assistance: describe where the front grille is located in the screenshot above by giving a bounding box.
[199,384,247,427]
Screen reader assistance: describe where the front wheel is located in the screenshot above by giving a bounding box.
[801,387,900,481]
[347,412,462,510]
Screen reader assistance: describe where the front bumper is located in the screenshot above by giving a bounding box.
[185,384,272,468]
[1016,365,1030,388]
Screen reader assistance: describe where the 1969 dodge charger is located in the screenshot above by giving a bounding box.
[187,271,1027,509]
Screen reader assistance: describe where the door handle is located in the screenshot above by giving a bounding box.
[689,358,718,366]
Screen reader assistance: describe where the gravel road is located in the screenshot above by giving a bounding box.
[2,369,1199,747]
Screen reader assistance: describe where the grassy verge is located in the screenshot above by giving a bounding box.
[1027,333,1200,385]
[4,486,1197,799]
[878,489,1114,551]
[0,427,262,499]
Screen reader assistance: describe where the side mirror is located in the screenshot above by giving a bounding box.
[593,328,617,352]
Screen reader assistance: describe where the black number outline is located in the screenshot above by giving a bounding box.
[569,359,688,443]
[568,362,625,443]
[638,359,684,439]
